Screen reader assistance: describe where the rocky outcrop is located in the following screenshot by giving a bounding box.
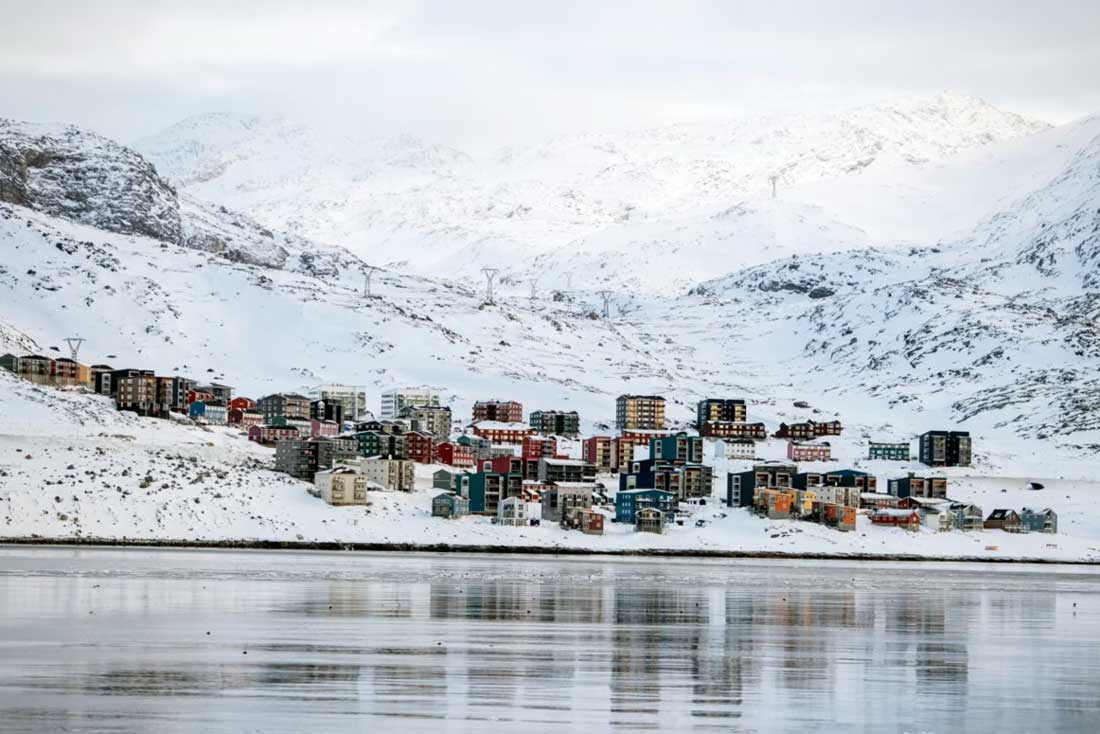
[0,120,182,243]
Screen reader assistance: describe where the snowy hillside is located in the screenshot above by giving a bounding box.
[134,94,1049,291]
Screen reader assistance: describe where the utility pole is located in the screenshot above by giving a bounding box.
[770,174,778,199]
[565,273,573,291]
[481,268,499,305]
[64,336,85,361]
[363,267,377,298]
[530,278,537,301]
[597,290,612,319]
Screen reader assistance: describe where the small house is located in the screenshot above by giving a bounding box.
[497,496,527,526]
[433,469,460,491]
[634,506,666,534]
[1020,507,1057,534]
[432,493,469,518]
[314,467,368,506]
[870,509,921,531]
[950,503,984,532]
[984,509,1022,532]
[860,492,899,510]
[754,489,791,519]
[615,488,676,524]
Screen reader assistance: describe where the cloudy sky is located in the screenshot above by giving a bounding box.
[2,1,1098,145]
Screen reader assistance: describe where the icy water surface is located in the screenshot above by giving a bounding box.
[1,547,1098,733]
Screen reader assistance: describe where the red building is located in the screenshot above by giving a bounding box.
[470,421,536,445]
[482,455,523,475]
[870,509,920,530]
[787,440,832,462]
[405,430,435,463]
[311,419,340,438]
[435,441,475,468]
[472,400,523,424]
[229,408,263,428]
[188,388,215,406]
[522,434,559,461]
[583,436,613,471]
[248,424,300,445]
[230,397,256,411]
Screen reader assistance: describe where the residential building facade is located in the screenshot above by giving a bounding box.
[616,394,666,430]
[529,410,580,437]
[473,400,524,423]
[919,430,972,467]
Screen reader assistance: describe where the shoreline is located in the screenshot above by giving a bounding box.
[2,536,1097,566]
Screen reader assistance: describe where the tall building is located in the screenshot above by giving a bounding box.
[696,398,746,427]
[919,431,972,467]
[472,400,523,423]
[320,385,368,421]
[399,404,453,439]
[529,410,580,437]
[380,387,438,419]
[615,395,666,431]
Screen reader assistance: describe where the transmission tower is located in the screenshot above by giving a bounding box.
[530,278,537,300]
[481,268,500,305]
[770,174,778,199]
[363,266,377,298]
[597,290,613,318]
[64,336,85,361]
[565,273,573,291]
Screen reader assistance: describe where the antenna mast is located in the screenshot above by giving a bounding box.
[770,174,778,199]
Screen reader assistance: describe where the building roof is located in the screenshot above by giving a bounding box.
[541,457,591,466]
[617,488,676,497]
[873,509,919,518]
[550,481,597,489]
[861,492,896,500]
[825,469,871,478]
[472,420,531,430]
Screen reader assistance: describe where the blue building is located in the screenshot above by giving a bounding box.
[615,488,676,524]
[188,401,206,419]
[1020,507,1057,534]
[650,434,704,465]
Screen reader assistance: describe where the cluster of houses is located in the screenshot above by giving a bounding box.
[2,356,1056,538]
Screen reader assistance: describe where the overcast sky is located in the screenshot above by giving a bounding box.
[2,1,1098,146]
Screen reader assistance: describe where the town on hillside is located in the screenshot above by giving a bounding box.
[1,353,1059,539]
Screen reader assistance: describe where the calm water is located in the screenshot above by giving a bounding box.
[0,547,1098,733]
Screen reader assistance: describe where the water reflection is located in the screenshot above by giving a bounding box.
[0,551,1097,733]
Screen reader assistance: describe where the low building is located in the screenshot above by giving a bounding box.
[432,493,469,518]
[354,456,415,491]
[202,404,228,425]
[537,457,597,484]
[615,488,676,524]
[230,396,256,412]
[950,502,985,531]
[919,430,972,467]
[727,462,797,508]
[433,469,463,491]
[470,421,535,445]
[247,424,300,445]
[435,441,475,467]
[310,418,340,438]
[583,436,614,471]
[578,509,605,535]
[716,438,756,460]
[754,489,791,519]
[868,441,910,461]
[541,483,595,523]
[473,400,524,424]
[774,420,843,439]
[497,496,527,526]
[860,492,900,510]
[522,435,559,461]
[229,408,263,429]
[529,410,580,437]
[984,508,1022,532]
[635,506,667,534]
[887,475,948,500]
[257,393,311,422]
[1020,507,1058,534]
[699,421,767,439]
[787,440,831,462]
[314,467,368,506]
[871,509,921,530]
[620,458,712,501]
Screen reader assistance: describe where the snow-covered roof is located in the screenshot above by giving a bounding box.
[541,457,590,466]
[617,488,675,496]
[551,481,597,489]
[861,492,896,500]
[472,420,530,430]
[873,509,918,517]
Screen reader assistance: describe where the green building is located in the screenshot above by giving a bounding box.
[467,471,523,514]
[868,441,910,461]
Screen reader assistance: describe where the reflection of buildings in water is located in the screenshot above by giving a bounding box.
[279,582,414,619]
[368,659,448,719]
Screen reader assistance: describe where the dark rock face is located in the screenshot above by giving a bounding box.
[0,120,182,243]
[808,286,836,299]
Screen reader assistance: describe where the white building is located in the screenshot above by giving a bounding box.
[497,496,527,526]
[349,456,415,491]
[714,438,755,461]
[202,404,228,426]
[319,385,368,421]
[380,387,439,419]
[314,467,369,506]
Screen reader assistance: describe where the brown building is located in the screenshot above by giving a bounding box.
[616,395,666,430]
[472,400,523,423]
[698,421,767,439]
[583,436,614,471]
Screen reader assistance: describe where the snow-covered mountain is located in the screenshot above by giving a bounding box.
[133,94,1049,292]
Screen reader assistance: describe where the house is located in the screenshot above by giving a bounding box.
[583,436,614,471]
[774,420,843,439]
[698,421,768,439]
[888,474,948,499]
[984,508,1022,532]
[696,398,747,427]
[541,484,594,523]
[727,462,796,508]
[497,496,527,526]
[715,438,756,460]
[435,441,475,468]
[353,431,407,460]
[577,509,605,535]
[0,353,19,373]
[433,469,463,491]
[919,430,972,467]
[871,509,921,530]
[651,434,704,465]
[1020,507,1058,534]
[470,421,535,445]
[202,404,228,425]
[615,488,676,524]
[404,430,435,463]
[468,471,523,514]
[188,401,208,420]
[310,418,340,438]
[529,410,580,437]
[815,485,862,508]
[380,387,438,419]
[538,457,597,484]
[400,405,453,439]
[860,492,900,510]
[823,469,876,491]
[616,395,666,430]
[950,502,985,532]
[310,399,343,425]
[787,440,831,462]
[432,493,469,518]
[868,441,910,461]
[230,396,256,412]
[247,424,300,445]
[187,388,215,406]
[635,506,667,534]
[816,502,857,532]
[314,467,369,506]
[228,408,263,428]
[754,489,792,519]
[473,400,523,423]
[909,499,954,532]
[353,456,415,491]
[257,393,311,422]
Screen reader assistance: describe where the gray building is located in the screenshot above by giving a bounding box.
[401,404,453,440]
[529,410,580,437]
[541,483,594,523]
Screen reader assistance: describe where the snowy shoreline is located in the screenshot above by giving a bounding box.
[3,538,1096,566]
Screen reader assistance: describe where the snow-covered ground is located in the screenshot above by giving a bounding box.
[2,374,1096,562]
